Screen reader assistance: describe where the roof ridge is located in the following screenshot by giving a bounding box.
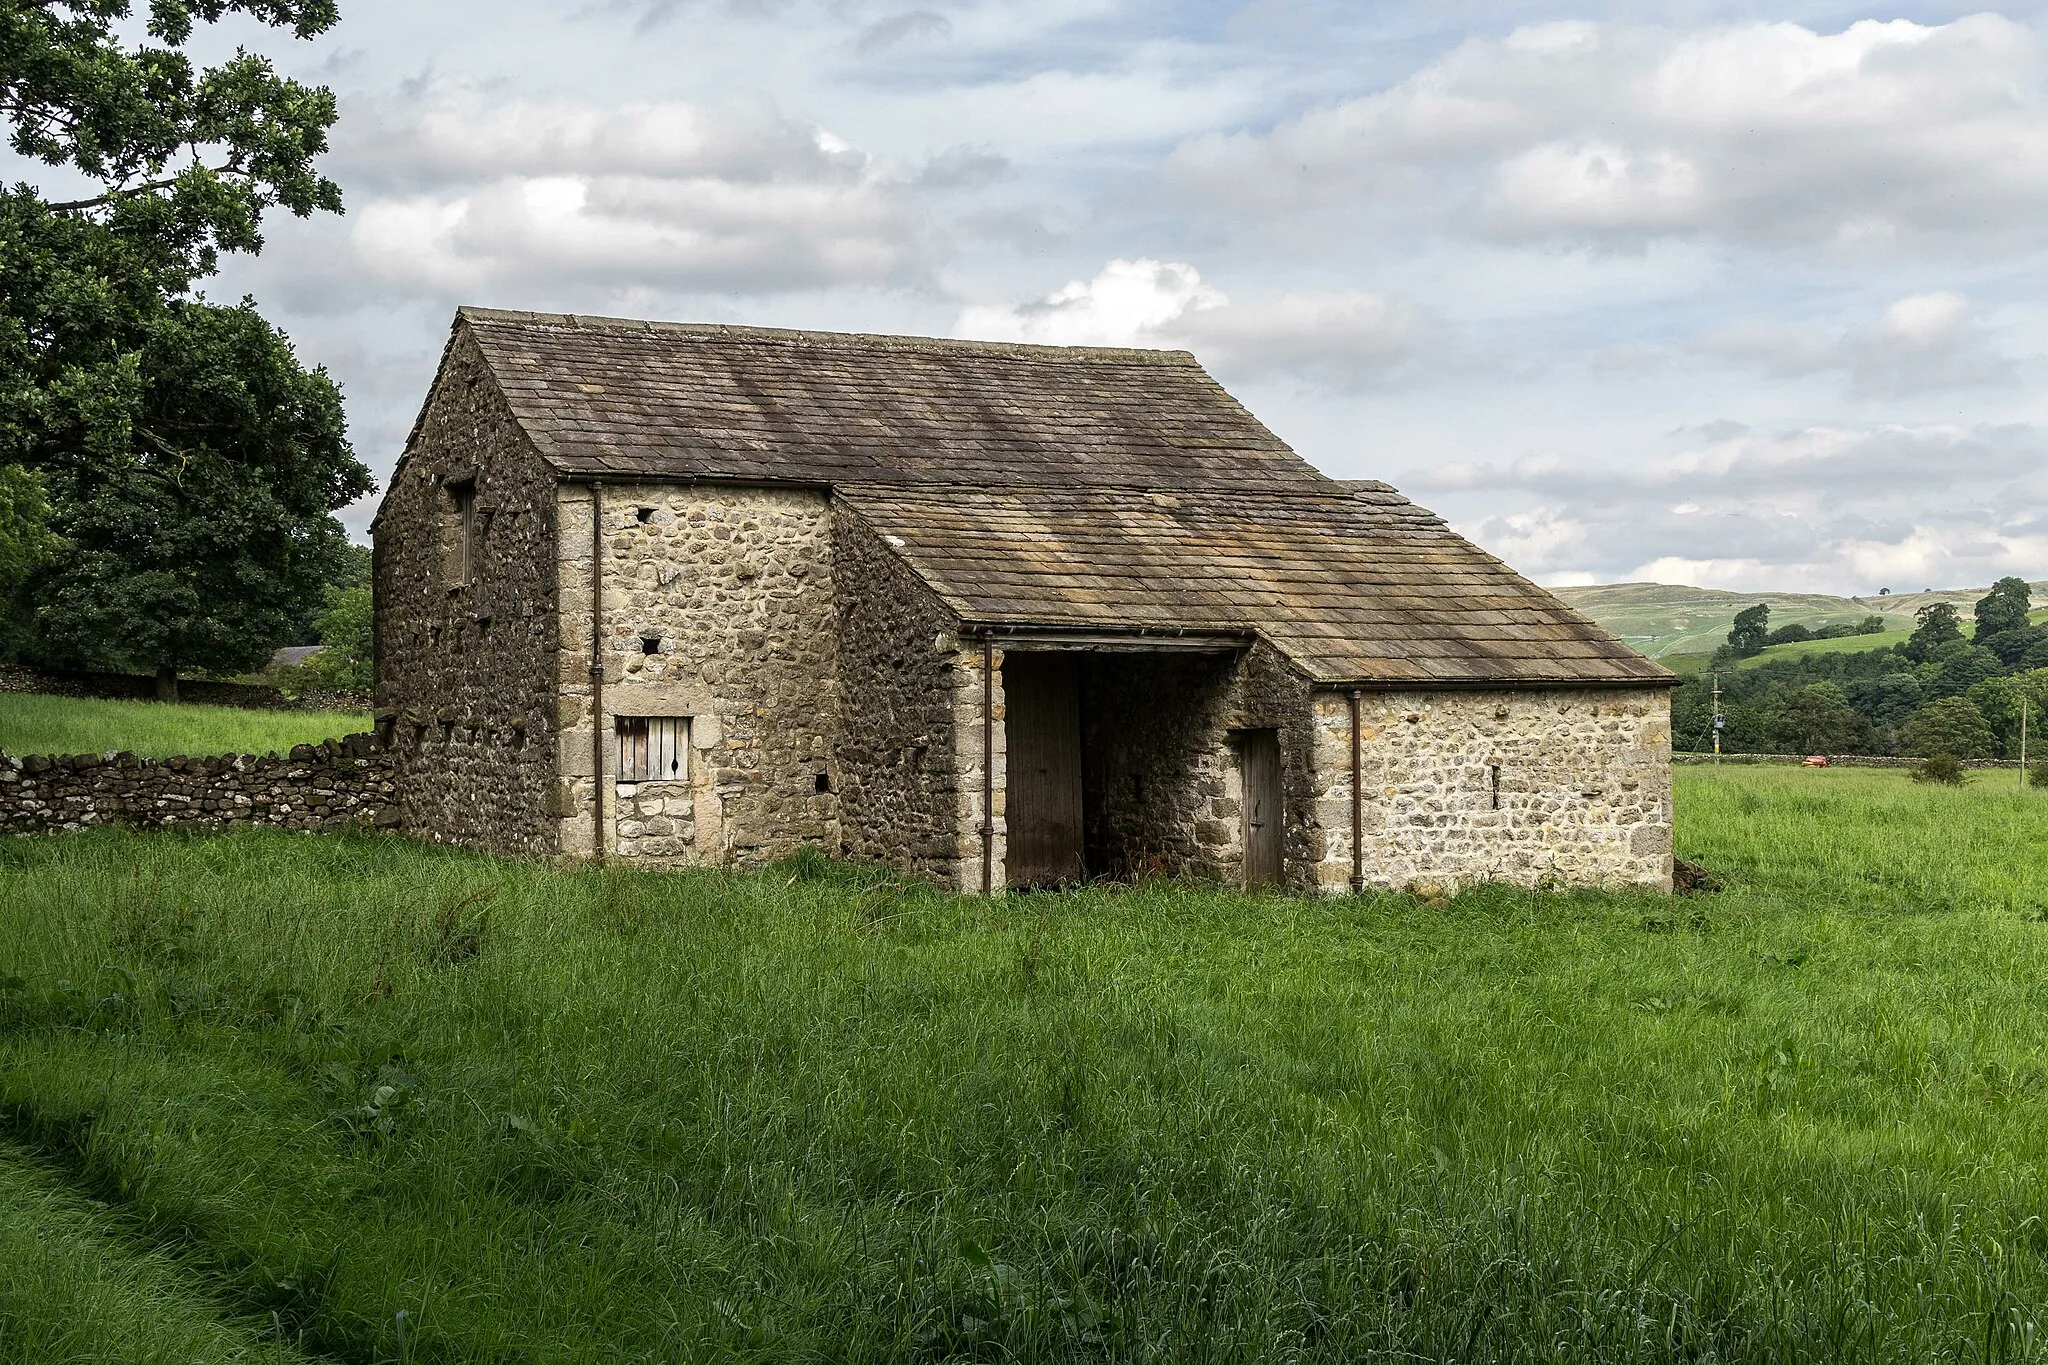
[457,306,1202,366]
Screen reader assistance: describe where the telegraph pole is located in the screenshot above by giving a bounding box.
[1711,673,1724,766]
[2022,697,2030,790]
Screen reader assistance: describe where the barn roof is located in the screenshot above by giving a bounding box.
[458,307,1329,491]
[441,308,1670,689]
[836,483,1667,687]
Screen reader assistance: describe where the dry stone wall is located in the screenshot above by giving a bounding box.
[372,329,562,859]
[1311,688,1673,895]
[835,509,1002,892]
[555,483,840,866]
[0,736,395,835]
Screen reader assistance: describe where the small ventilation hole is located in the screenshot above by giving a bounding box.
[641,635,661,655]
[814,772,831,794]
[636,506,656,524]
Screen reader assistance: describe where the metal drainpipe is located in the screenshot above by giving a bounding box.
[980,637,995,896]
[1348,688,1364,893]
[588,481,606,865]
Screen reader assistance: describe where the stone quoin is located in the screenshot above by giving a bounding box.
[371,309,1677,894]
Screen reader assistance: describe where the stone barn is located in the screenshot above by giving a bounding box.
[371,308,1676,895]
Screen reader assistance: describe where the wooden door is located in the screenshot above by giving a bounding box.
[1004,653,1084,886]
[1241,729,1283,889]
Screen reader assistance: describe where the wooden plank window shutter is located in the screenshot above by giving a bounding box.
[616,717,688,782]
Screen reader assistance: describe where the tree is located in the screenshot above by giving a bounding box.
[1726,603,1770,657]
[0,463,58,658]
[1900,696,1996,759]
[1968,671,2048,759]
[0,1,362,696]
[1902,601,1963,663]
[1924,640,2004,698]
[1769,682,1867,755]
[1,0,343,475]
[1974,576,2033,641]
[30,302,369,692]
[295,580,370,691]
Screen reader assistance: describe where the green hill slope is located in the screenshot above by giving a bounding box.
[1552,581,2048,660]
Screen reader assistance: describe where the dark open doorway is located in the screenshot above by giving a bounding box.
[1002,649,1239,888]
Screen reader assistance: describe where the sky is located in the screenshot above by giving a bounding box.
[152,0,2048,592]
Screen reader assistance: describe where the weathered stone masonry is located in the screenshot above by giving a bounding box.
[1311,688,1673,894]
[835,508,1004,893]
[372,330,562,859]
[0,736,396,835]
[555,483,842,865]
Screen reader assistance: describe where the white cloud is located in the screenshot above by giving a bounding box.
[955,258,1439,389]
[1425,420,2048,592]
[957,258,1223,346]
[1167,14,2048,255]
[332,82,926,300]
[1697,292,2020,397]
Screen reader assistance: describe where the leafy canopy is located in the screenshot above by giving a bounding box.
[30,300,368,678]
[1974,577,2033,641]
[0,0,368,685]
[1900,696,1996,760]
[1903,601,1964,663]
[1726,603,1770,657]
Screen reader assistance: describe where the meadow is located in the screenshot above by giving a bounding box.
[0,692,371,760]
[2,766,2046,1362]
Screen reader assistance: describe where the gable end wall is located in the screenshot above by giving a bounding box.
[372,330,562,857]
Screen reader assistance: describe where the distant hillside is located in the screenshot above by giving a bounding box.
[1551,581,2048,660]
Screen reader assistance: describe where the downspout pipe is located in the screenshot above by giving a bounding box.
[1348,688,1364,894]
[588,481,606,865]
[980,637,994,896]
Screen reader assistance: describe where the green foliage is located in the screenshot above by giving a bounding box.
[1900,695,1996,759]
[0,1,360,687]
[1909,753,1968,785]
[3,770,2048,1359]
[1966,670,2048,759]
[284,582,371,692]
[1902,601,1963,663]
[1923,640,2003,697]
[27,301,370,680]
[0,463,58,659]
[1768,680,1865,754]
[1974,576,2032,641]
[0,691,365,758]
[1725,602,1770,656]
[0,0,342,470]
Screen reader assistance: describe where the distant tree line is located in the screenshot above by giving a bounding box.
[1675,578,2048,759]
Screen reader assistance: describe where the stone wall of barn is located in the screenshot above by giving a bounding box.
[0,736,395,835]
[372,330,562,858]
[1309,688,1673,895]
[833,511,1004,893]
[554,483,840,866]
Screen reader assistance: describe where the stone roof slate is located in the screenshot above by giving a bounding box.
[459,307,1329,491]
[445,308,1671,689]
[836,483,1669,687]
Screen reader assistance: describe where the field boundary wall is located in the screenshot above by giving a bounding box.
[0,665,370,714]
[0,735,397,836]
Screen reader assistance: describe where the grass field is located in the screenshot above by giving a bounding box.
[0,692,371,759]
[3,766,2047,1362]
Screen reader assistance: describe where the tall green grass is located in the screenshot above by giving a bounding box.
[0,692,370,759]
[0,766,2044,1361]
